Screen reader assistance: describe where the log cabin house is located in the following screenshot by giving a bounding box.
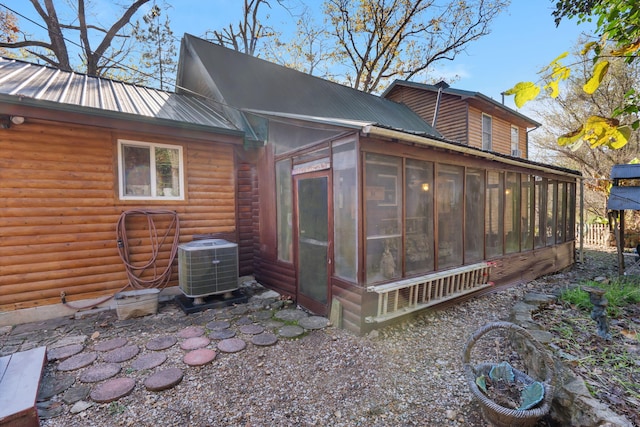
[382,80,540,159]
[0,33,580,334]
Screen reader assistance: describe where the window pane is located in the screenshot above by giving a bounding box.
[547,180,557,245]
[505,172,521,253]
[405,159,434,274]
[437,164,464,269]
[482,115,492,150]
[155,147,180,197]
[556,182,566,243]
[123,145,151,196]
[521,175,533,250]
[486,171,504,258]
[365,153,402,284]
[465,168,485,263]
[333,141,358,281]
[276,159,293,262]
[567,182,576,241]
[534,177,546,248]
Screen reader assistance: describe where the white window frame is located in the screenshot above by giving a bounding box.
[482,114,492,151]
[117,139,185,201]
[511,126,520,155]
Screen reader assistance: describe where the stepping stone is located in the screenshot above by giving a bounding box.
[62,385,91,404]
[146,335,177,351]
[236,316,253,326]
[70,400,93,414]
[298,316,330,330]
[79,363,121,383]
[264,320,285,329]
[38,373,75,401]
[36,400,65,419]
[277,325,305,338]
[217,338,246,353]
[90,377,136,403]
[48,335,87,349]
[102,345,139,363]
[252,310,273,321]
[131,353,167,371]
[177,326,205,339]
[208,329,236,340]
[58,352,98,371]
[143,367,184,391]
[93,337,128,352]
[47,343,84,361]
[230,306,248,315]
[239,324,264,335]
[251,333,278,347]
[180,337,210,350]
[205,320,230,330]
[183,348,216,366]
[274,309,309,322]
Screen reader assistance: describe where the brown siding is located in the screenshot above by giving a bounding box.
[237,162,256,276]
[254,259,296,297]
[0,119,239,311]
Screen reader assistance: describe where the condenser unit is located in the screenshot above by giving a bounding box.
[178,239,238,303]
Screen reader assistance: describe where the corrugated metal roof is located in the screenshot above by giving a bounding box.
[608,187,640,210]
[178,34,441,138]
[610,164,640,179]
[0,57,239,132]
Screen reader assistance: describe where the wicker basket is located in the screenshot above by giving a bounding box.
[462,321,555,427]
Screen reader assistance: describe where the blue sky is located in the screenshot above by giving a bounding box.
[3,0,594,111]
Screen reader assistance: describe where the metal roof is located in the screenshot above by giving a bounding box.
[381,80,541,128]
[0,57,239,132]
[610,164,640,179]
[178,34,441,138]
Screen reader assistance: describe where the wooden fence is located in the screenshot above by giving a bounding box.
[576,223,610,247]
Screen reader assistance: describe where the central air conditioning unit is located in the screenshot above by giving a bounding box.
[178,239,238,304]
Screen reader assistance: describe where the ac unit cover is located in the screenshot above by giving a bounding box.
[178,239,238,297]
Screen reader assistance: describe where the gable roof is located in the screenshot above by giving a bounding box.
[177,34,441,138]
[381,80,541,128]
[0,57,241,135]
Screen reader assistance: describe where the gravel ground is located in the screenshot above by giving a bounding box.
[24,248,623,426]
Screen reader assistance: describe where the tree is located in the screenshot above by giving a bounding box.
[323,0,509,93]
[529,44,640,221]
[505,0,640,150]
[206,0,280,56]
[133,2,177,90]
[0,10,20,56]
[0,0,150,78]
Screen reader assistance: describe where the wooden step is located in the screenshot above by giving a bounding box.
[0,346,47,427]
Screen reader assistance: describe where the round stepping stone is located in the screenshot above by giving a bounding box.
[93,337,128,352]
[177,326,205,339]
[208,329,236,340]
[131,353,167,371]
[251,333,278,347]
[144,367,184,391]
[79,363,121,383]
[90,377,136,403]
[274,309,309,322]
[62,385,91,404]
[206,320,230,330]
[252,310,273,321]
[217,338,246,353]
[239,324,264,335]
[264,320,285,329]
[58,352,97,371]
[236,316,253,326]
[47,343,84,361]
[102,345,139,363]
[277,325,305,338]
[146,335,177,351]
[183,348,216,366]
[180,336,210,350]
[38,374,75,401]
[298,316,330,330]
[230,306,248,315]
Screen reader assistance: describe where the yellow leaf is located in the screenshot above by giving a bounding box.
[608,125,631,149]
[504,82,540,108]
[580,42,597,55]
[583,61,609,94]
[582,116,626,149]
[611,39,640,56]
[558,127,584,146]
[544,80,560,98]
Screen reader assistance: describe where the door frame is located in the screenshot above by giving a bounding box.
[293,169,333,315]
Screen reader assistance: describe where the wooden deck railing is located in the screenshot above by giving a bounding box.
[365,262,494,324]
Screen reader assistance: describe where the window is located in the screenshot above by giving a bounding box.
[405,159,434,274]
[521,175,534,250]
[505,172,521,253]
[118,140,184,200]
[511,126,520,156]
[486,171,504,258]
[276,159,293,262]
[465,168,485,263]
[437,164,464,269]
[482,114,493,151]
[333,140,358,280]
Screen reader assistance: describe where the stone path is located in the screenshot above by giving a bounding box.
[0,284,330,422]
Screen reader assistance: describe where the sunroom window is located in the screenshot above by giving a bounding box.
[118,140,184,200]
